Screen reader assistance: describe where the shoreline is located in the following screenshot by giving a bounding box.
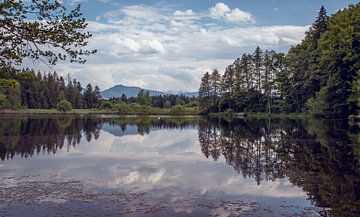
[0,109,357,121]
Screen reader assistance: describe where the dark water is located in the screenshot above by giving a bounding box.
[0,115,359,217]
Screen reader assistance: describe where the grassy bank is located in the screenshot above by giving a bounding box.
[208,112,360,122]
[208,111,313,119]
[0,109,117,114]
[245,112,312,119]
[0,106,200,115]
[2,108,355,121]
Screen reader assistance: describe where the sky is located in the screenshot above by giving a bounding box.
[46,0,358,92]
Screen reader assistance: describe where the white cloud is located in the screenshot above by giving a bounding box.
[47,3,308,92]
[86,21,118,32]
[105,5,166,22]
[174,9,196,17]
[67,0,86,6]
[209,2,231,18]
[209,2,254,24]
[224,8,254,23]
[173,9,199,20]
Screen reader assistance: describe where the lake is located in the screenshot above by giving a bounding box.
[0,115,359,217]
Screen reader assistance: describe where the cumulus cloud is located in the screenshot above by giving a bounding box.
[173,9,199,20]
[209,2,231,18]
[67,0,86,6]
[209,2,254,23]
[49,3,308,92]
[104,5,166,22]
[174,9,196,16]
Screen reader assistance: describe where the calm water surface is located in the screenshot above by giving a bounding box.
[0,115,359,217]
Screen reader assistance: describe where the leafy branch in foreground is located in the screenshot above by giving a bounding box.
[0,0,96,70]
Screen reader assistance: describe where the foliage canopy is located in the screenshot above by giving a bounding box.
[0,0,96,70]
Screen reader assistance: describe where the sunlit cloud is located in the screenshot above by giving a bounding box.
[50,2,309,91]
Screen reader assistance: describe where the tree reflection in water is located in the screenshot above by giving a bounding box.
[0,115,359,216]
[0,115,102,160]
[198,117,360,217]
[199,118,286,185]
[0,115,198,160]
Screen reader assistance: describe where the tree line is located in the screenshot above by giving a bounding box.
[0,69,102,110]
[199,5,360,117]
[199,48,284,114]
[108,89,197,109]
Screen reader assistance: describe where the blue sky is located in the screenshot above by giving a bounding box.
[52,0,358,91]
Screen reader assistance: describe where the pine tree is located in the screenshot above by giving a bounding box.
[210,69,221,112]
[263,50,272,113]
[93,85,102,108]
[199,72,211,110]
[83,83,93,109]
[252,46,263,94]
[221,65,235,110]
[121,94,127,103]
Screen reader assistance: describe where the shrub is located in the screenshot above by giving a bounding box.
[170,105,185,115]
[184,101,198,107]
[129,103,141,112]
[163,100,171,108]
[57,100,72,113]
[99,101,113,110]
[113,103,129,113]
[0,79,21,109]
[0,93,7,109]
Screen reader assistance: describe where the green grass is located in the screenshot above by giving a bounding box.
[207,111,313,119]
[0,106,200,115]
[245,112,312,119]
[0,109,117,114]
[115,106,200,115]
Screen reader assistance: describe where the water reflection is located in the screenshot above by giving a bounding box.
[0,115,359,217]
[0,115,197,160]
[0,116,102,160]
[198,118,360,216]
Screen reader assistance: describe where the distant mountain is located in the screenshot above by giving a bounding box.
[101,84,198,98]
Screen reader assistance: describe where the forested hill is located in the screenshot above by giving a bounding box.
[101,84,198,98]
[199,4,360,118]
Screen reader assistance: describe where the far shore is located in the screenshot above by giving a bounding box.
[1,109,358,122]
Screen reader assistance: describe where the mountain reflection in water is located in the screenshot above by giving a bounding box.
[0,115,359,217]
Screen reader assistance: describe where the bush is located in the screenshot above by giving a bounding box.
[184,101,198,107]
[57,100,72,113]
[0,79,21,110]
[163,100,171,108]
[99,101,113,110]
[129,103,150,114]
[170,105,185,115]
[0,93,6,109]
[113,103,129,113]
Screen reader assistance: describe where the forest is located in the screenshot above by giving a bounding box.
[0,69,102,110]
[198,5,360,118]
